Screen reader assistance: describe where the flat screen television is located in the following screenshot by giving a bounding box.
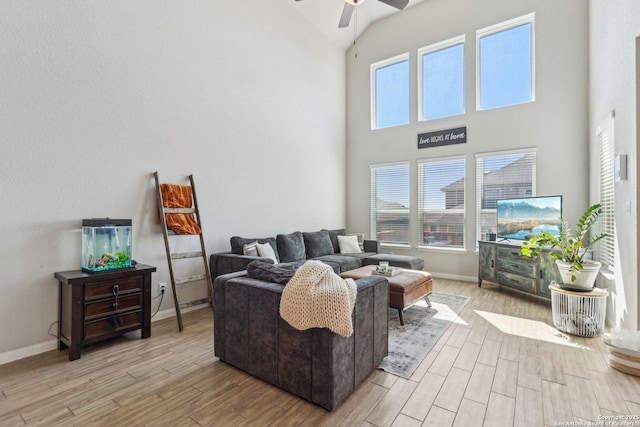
[496,195,562,241]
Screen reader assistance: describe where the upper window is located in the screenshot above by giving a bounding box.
[370,162,410,246]
[371,53,410,129]
[598,113,615,269]
[419,36,465,121]
[475,149,536,243]
[477,13,535,110]
[418,157,466,249]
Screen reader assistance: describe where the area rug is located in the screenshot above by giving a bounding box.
[378,292,470,379]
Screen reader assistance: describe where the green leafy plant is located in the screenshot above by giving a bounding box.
[520,204,607,282]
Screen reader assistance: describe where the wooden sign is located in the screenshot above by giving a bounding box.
[418,126,467,149]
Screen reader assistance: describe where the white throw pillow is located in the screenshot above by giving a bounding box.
[243,242,259,257]
[338,235,362,254]
[256,242,278,263]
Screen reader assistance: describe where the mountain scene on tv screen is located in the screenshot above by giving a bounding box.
[497,199,561,240]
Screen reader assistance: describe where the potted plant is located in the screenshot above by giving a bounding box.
[520,203,607,291]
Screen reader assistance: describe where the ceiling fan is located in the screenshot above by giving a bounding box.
[296,0,410,28]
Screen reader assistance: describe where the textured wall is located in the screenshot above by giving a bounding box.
[589,0,640,330]
[0,1,346,360]
[346,0,589,281]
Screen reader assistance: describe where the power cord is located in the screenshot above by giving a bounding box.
[151,285,165,318]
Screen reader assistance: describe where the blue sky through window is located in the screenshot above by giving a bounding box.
[422,159,465,209]
[375,60,409,129]
[479,23,532,109]
[375,165,409,208]
[422,43,464,120]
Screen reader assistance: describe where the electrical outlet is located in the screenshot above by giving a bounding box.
[160,283,167,294]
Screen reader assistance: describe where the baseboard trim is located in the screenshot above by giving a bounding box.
[0,303,211,366]
[0,339,59,366]
[431,272,477,283]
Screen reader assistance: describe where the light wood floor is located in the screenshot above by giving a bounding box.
[1,279,639,427]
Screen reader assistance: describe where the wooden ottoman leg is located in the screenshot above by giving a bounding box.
[398,309,404,326]
[424,296,432,307]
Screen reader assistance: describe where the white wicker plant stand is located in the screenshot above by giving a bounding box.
[549,283,609,337]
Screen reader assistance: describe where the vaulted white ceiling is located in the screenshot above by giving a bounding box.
[286,0,428,50]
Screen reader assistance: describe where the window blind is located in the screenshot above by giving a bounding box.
[598,113,615,269]
[475,149,536,243]
[370,162,410,245]
[418,157,465,248]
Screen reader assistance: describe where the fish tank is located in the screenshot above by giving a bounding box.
[82,218,132,273]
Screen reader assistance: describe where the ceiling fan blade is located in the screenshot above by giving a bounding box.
[377,0,409,10]
[339,3,354,28]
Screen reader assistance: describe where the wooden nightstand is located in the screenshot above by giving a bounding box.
[54,264,156,361]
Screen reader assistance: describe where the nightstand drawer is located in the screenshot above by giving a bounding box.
[85,293,143,319]
[497,271,536,292]
[84,276,142,300]
[84,310,143,340]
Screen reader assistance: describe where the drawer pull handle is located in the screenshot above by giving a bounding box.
[112,285,119,310]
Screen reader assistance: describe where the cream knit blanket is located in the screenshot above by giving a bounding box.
[280,260,357,337]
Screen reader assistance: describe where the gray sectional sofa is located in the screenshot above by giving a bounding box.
[209,228,423,410]
[213,270,389,410]
[209,228,424,278]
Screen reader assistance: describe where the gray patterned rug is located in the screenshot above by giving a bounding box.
[379,292,470,379]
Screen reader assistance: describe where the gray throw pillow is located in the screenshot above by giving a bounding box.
[303,230,334,258]
[323,229,346,254]
[246,261,297,285]
[276,232,306,263]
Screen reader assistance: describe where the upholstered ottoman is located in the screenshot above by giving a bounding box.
[363,254,424,270]
[341,265,433,326]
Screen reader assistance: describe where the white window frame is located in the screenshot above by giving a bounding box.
[475,148,537,247]
[370,161,411,248]
[597,112,615,270]
[418,35,466,122]
[370,52,410,130]
[476,13,536,111]
[417,155,466,252]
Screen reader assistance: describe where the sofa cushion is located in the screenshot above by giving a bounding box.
[323,229,346,254]
[303,230,334,258]
[338,235,361,254]
[246,260,297,285]
[230,236,279,262]
[277,232,306,263]
[313,254,362,273]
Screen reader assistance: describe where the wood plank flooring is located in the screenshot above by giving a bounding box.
[1,279,639,426]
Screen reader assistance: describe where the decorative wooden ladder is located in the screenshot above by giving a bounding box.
[153,172,214,331]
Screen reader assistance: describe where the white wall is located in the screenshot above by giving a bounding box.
[345,0,590,281]
[589,0,640,331]
[0,1,346,361]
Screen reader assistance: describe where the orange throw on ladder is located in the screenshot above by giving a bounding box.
[159,184,202,235]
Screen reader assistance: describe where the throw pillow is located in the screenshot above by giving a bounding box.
[243,242,259,257]
[276,232,306,263]
[323,228,346,254]
[338,234,361,254]
[230,236,278,260]
[303,230,334,258]
[246,260,297,285]
[256,242,278,264]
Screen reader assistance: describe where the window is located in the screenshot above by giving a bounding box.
[477,13,535,110]
[475,149,536,243]
[418,157,465,249]
[419,36,465,121]
[598,113,615,269]
[370,162,410,246]
[371,53,410,129]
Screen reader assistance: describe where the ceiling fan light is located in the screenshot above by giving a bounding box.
[344,0,366,5]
